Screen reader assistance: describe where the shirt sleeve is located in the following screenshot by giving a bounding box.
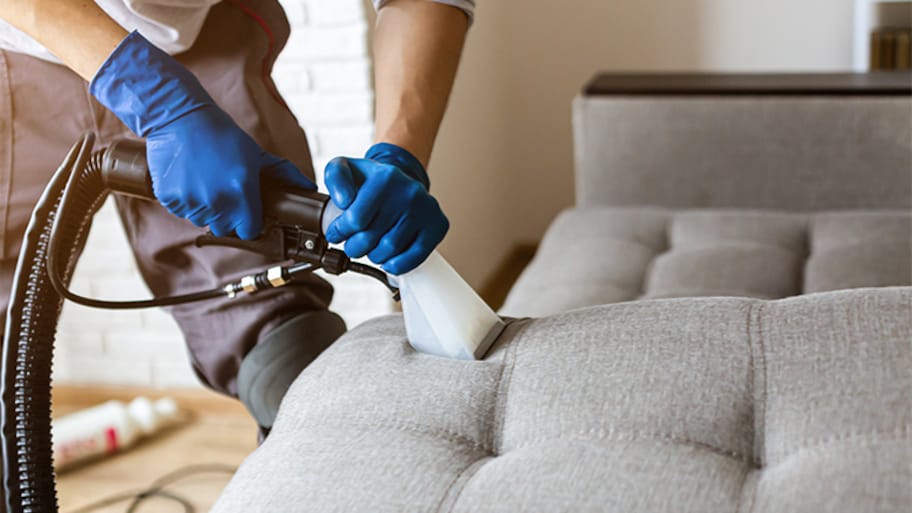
[102,0,221,55]
[373,0,475,25]
[0,0,218,62]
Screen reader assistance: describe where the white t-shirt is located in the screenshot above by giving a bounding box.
[0,0,475,62]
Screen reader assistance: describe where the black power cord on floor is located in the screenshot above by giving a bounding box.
[67,463,237,513]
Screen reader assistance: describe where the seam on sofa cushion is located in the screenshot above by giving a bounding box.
[738,468,761,513]
[744,301,755,467]
[293,420,493,452]
[510,431,757,464]
[431,321,534,513]
[774,424,912,466]
[491,319,535,456]
[750,301,768,466]
[434,456,493,513]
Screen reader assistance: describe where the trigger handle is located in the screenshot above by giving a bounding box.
[101,139,333,239]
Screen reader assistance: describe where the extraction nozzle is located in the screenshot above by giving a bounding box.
[393,252,505,360]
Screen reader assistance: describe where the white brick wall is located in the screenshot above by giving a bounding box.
[52,0,392,389]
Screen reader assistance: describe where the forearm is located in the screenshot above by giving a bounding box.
[0,0,126,80]
[372,0,468,167]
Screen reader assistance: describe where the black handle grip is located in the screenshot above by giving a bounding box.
[101,139,330,234]
[101,139,155,199]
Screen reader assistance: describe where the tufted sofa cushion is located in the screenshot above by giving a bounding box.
[500,208,912,317]
[212,287,912,512]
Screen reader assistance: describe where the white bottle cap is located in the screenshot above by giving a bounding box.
[127,397,180,434]
[127,397,156,434]
[154,398,179,421]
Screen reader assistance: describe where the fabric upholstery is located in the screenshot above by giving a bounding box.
[213,287,912,512]
[501,208,911,317]
[213,84,912,512]
[573,97,912,210]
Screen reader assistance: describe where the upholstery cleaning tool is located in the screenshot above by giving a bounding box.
[0,133,504,512]
[102,137,504,360]
[395,253,504,359]
[52,396,179,472]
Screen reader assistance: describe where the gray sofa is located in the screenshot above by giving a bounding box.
[213,73,912,512]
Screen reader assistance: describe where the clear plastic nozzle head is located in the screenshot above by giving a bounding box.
[321,202,503,360]
[397,251,505,360]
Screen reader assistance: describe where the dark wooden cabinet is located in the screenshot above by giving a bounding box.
[583,72,912,96]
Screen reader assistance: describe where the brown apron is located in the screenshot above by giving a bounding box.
[0,0,342,398]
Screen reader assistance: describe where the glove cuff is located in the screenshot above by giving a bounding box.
[365,142,431,190]
[89,31,214,137]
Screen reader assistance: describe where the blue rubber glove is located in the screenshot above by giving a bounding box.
[324,143,449,275]
[90,32,315,239]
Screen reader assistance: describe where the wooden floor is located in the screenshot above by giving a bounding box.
[52,385,257,513]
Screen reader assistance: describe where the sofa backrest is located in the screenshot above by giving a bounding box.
[573,73,912,211]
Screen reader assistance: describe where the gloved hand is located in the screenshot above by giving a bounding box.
[90,31,315,239]
[324,143,449,275]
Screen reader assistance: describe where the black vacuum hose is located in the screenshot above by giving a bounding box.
[0,133,104,512]
[0,133,243,512]
[0,132,399,512]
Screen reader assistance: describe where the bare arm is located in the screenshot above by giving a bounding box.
[0,0,127,80]
[372,0,468,167]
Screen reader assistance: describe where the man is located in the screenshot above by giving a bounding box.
[0,0,470,434]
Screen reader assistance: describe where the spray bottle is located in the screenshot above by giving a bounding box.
[52,396,180,471]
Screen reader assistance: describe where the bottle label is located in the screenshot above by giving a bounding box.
[54,426,120,468]
[105,427,120,453]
